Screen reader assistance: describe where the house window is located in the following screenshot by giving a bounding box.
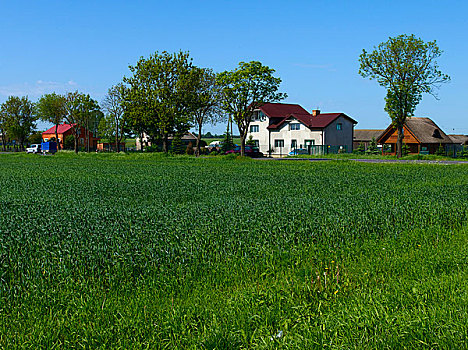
[253,140,259,147]
[250,125,259,133]
[336,123,342,130]
[274,140,284,148]
[289,123,301,131]
[291,139,297,149]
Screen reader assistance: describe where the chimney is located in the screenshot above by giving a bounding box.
[312,109,320,117]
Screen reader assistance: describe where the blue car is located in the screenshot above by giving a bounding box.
[288,148,308,156]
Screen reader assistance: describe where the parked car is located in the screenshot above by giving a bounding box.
[226,146,263,158]
[26,144,41,154]
[288,148,309,156]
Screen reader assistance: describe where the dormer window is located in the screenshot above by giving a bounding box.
[336,123,342,130]
[289,123,300,131]
[433,129,442,138]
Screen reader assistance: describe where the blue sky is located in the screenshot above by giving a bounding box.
[1,0,467,134]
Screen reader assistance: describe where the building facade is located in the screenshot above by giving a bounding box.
[246,103,357,156]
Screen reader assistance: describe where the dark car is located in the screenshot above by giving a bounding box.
[225,146,263,158]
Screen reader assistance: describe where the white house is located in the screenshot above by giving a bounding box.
[246,103,357,156]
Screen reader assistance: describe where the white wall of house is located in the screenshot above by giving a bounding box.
[247,117,323,156]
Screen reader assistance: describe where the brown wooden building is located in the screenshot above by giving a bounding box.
[377,118,453,154]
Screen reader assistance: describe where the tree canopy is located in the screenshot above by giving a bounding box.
[217,61,286,156]
[36,93,67,150]
[188,67,224,156]
[64,91,100,153]
[123,51,195,152]
[359,34,450,157]
[1,96,37,150]
[101,84,126,152]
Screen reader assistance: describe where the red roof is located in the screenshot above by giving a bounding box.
[267,112,357,130]
[258,103,357,130]
[42,124,74,134]
[259,103,309,118]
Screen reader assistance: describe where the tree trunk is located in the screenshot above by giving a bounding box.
[116,121,119,153]
[196,123,202,157]
[74,133,79,153]
[240,133,246,157]
[162,133,169,153]
[55,124,59,151]
[396,125,404,158]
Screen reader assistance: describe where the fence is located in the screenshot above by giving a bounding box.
[307,145,349,155]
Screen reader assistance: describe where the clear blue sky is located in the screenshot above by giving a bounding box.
[1,0,467,134]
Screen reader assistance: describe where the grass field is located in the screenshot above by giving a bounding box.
[1,153,468,348]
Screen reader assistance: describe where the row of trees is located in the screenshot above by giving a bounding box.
[121,51,286,156]
[1,53,286,156]
[0,92,104,153]
[1,34,449,158]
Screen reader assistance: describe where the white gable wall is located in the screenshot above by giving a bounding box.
[247,118,323,156]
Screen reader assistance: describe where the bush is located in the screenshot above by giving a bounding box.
[402,143,410,156]
[171,134,184,154]
[354,143,365,155]
[186,142,194,155]
[366,137,380,155]
[435,143,445,156]
[64,135,75,150]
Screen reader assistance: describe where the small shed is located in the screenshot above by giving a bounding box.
[353,129,384,150]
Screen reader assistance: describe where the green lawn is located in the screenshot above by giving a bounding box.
[1,153,467,348]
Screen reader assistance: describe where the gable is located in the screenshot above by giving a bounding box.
[378,118,453,144]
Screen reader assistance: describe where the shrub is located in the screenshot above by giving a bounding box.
[435,143,445,156]
[186,141,194,155]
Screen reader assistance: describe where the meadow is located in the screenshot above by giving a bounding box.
[1,153,467,349]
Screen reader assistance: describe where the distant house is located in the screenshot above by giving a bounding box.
[246,103,357,156]
[449,134,468,146]
[42,124,99,150]
[136,132,198,150]
[377,117,453,154]
[353,129,384,150]
[97,142,126,152]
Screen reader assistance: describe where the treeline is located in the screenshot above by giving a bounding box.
[0,51,286,155]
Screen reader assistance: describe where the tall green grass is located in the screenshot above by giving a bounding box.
[0,154,467,348]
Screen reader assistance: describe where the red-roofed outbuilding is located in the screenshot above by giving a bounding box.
[42,123,99,150]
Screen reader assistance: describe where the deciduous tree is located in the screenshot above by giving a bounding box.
[217,61,286,156]
[101,84,126,152]
[64,91,100,153]
[123,51,194,152]
[36,93,67,150]
[1,96,37,150]
[359,34,450,157]
[188,67,224,156]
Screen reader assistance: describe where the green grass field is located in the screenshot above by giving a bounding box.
[1,154,467,348]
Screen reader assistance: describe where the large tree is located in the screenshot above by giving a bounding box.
[217,61,286,156]
[64,91,100,153]
[123,51,194,152]
[1,96,37,151]
[36,93,67,150]
[188,67,224,156]
[101,84,126,152]
[359,34,450,157]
